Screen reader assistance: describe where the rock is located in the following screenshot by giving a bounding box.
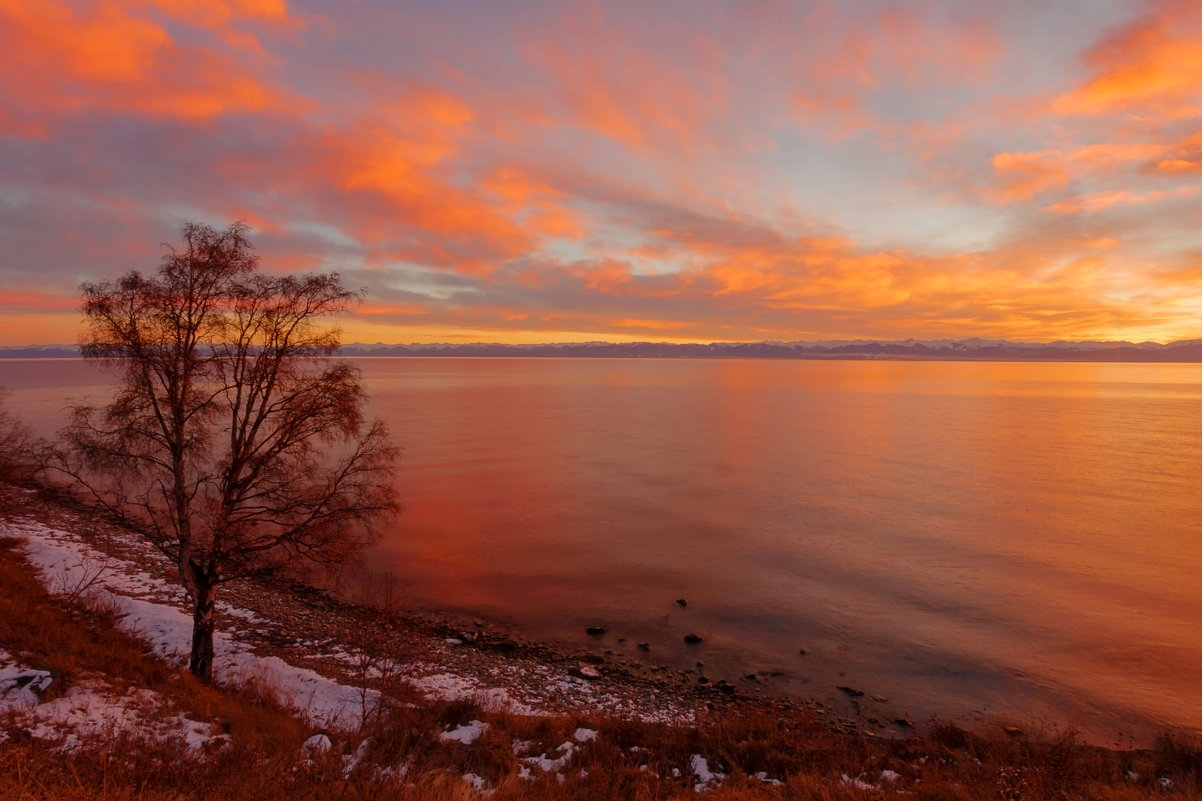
[1004,726,1023,738]
[683,633,703,645]
[894,717,914,728]
[585,626,607,637]
[837,686,864,697]
[871,695,888,703]
[743,673,758,682]
[571,665,602,680]
[798,649,807,656]
[636,642,650,651]
[480,636,517,653]
[676,598,688,607]
[697,676,709,685]
[714,679,736,695]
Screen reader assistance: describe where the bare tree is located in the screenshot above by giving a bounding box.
[57,221,399,681]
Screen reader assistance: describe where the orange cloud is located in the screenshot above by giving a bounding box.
[515,8,733,156]
[789,7,999,136]
[1053,0,1202,118]
[989,151,1071,202]
[1046,186,1198,215]
[988,142,1166,203]
[0,0,301,131]
[1150,131,1202,174]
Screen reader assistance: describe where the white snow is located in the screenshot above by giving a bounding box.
[4,673,226,753]
[841,773,878,791]
[0,650,53,708]
[302,732,333,759]
[573,727,597,742]
[440,720,489,744]
[0,510,694,756]
[462,772,488,791]
[521,740,576,772]
[690,753,726,791]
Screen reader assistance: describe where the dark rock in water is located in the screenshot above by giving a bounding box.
[798,649,807,656]
[636,642,650,651]
[744,673,759,682]
[894,717,914,728]
[585,626,607,637]
[676,598,688,607]
[837,686,865,697]
[683,633,703,644]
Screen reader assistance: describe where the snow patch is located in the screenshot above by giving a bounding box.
[690,753,726,791]
[441,720,489,744]
[841,773,878,791]
[0,650,53,708]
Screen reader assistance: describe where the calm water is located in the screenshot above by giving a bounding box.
[5,357,1201,743]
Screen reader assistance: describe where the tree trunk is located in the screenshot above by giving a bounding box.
[189,578,218,681]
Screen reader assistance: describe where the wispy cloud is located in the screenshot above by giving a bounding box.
[2,0,1201,345]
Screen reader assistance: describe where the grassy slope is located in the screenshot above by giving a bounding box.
[1,531,1201,800]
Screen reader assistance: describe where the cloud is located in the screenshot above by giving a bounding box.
[2,0,1202,347]
[0,0,302,134]
[1053,0,1202,118]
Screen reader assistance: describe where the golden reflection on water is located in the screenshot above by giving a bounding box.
[362,358,1202,743]
[5,357,1201,743]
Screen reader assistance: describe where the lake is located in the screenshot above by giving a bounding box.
[4,357,1201,744]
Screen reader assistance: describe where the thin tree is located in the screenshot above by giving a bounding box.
[57,221,399,681]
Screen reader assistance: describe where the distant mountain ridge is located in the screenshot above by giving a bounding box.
[341,338,1202,361]
[4,339,1202,362]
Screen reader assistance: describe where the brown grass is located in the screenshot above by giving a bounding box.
[1,534,1200,801]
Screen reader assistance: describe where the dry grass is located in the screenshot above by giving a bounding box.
[2,534,1200,801]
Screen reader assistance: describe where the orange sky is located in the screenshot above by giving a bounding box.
[2,0,1201,345]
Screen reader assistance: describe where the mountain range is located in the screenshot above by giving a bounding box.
[4,338,1202,362]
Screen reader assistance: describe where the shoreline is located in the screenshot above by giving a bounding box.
[0,479,1187,749]
[0,481,786,729]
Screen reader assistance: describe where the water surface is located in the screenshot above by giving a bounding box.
[5,357,1201,744]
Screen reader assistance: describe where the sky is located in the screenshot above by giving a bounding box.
[2,0,1201,346]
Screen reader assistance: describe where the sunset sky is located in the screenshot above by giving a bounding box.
[2,0,1201,345]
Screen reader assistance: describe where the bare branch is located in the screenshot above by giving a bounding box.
[57,221,400,681]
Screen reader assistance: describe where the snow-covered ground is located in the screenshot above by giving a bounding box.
[0,508,779,793]
[0,510,695,763]
[2,517,374,731]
